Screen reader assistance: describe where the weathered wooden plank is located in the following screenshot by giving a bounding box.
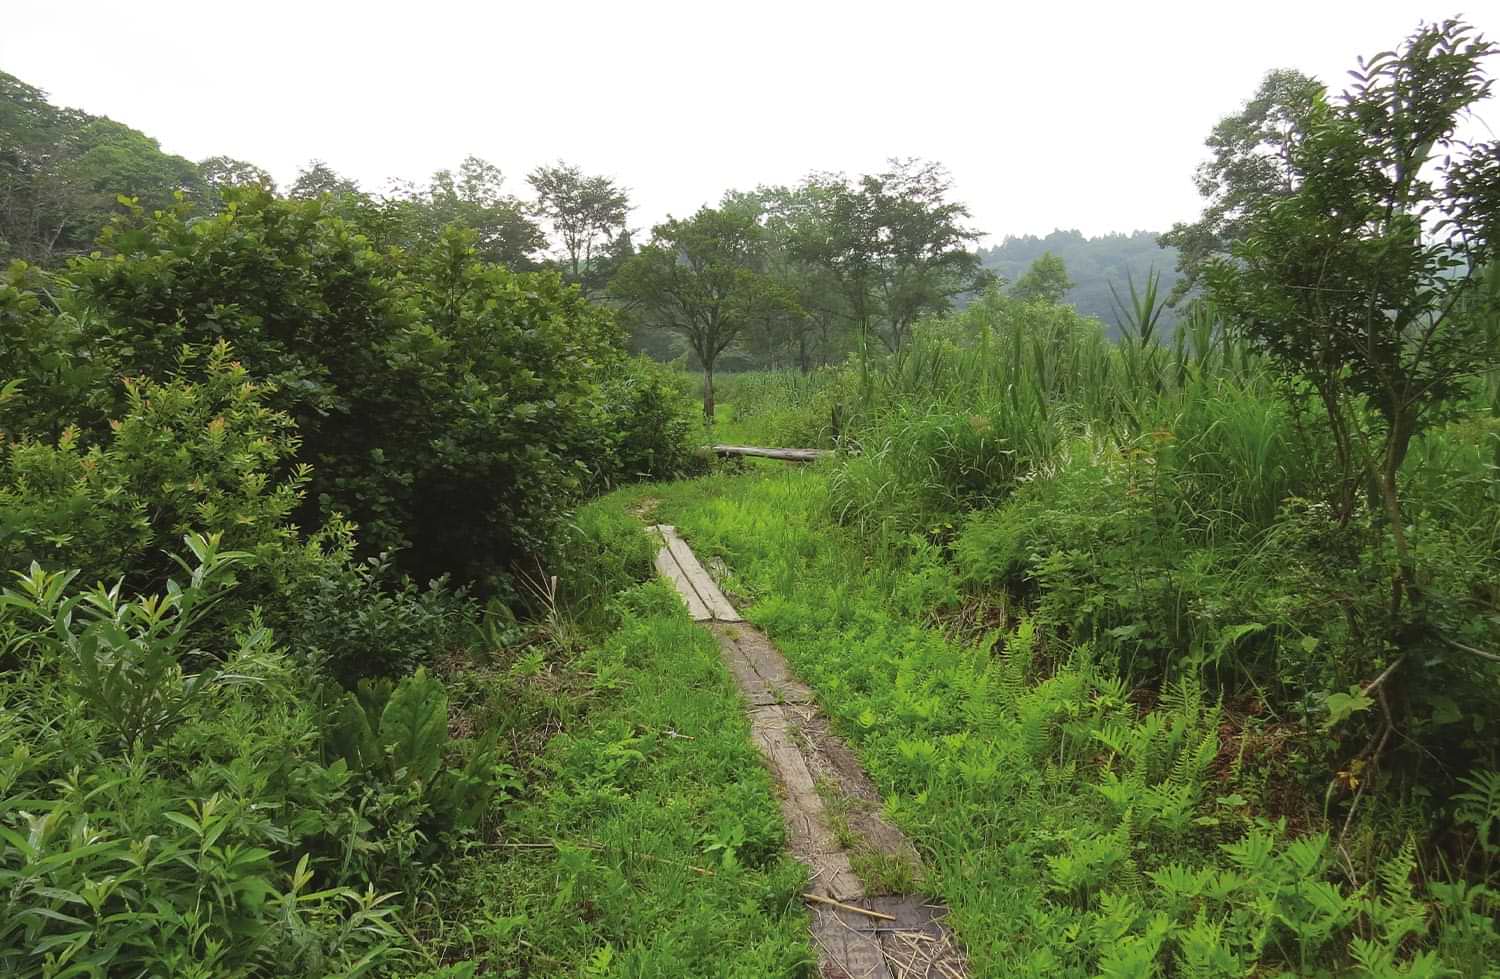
[650,526,712,621]
[712,626,814,705]
[750,705,866,902]
[653,546,711,620]
[658,527,742,622]
[713,444,832,463]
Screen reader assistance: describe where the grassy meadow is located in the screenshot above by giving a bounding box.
[585,286,1500,977]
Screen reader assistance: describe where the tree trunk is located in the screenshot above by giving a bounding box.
[703,366,716,421]
[1379,410,1418,615]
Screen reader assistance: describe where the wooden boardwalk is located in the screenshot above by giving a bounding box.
[649,525,968,979]
[712,443,832,463]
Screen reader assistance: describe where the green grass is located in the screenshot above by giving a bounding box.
[415,578,813,977]
[586,467,1500,978]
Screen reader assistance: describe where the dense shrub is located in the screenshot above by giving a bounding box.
[0,344,325,605]
[29,190,680,590]
[0,544,406,978]
[594,356,708,488]
[952,428,1500,781]
[291,554,474,686]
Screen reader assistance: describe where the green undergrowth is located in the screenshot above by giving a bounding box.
[593,468,1500,979]
[415,566,813,977]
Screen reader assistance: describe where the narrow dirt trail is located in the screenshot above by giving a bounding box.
[652,526,969,979]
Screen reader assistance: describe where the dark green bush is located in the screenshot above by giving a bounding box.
[38,190,664,591]
[292,554,474,686]
[594,356,708,488]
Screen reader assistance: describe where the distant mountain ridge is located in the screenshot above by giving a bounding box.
[979,229,1183,334]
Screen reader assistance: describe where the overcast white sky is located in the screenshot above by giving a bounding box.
[4,1,1496,245]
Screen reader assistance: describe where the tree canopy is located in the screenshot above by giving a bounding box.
[1009,251,1074,304]
[612,204,791,417]
[1160,68,1327,301]
[1,71,203,264]
[1205,17,1500,610]
[528,161,631,294]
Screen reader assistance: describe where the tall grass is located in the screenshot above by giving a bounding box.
[815,289,1285,543]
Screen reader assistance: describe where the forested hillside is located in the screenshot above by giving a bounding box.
[977,229,1185,333]
[3,14,1500,979]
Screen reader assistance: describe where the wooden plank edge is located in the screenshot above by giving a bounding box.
[662,534,742,622]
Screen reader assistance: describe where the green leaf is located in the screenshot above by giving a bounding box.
[1427,695,1462,727]
[1322,685,1374,731]
[378,668,448,785]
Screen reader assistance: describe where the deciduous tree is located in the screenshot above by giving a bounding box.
[1161,69,1326,301]
[792,160,986,353]
[611,205,791,418]
[1206,18,1500,614]
[528,161,630,294]
[1010,252,1074,304]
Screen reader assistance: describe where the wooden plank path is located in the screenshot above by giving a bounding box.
[651,525,741,622]
[649,525,969,979]
[712,444,832,463]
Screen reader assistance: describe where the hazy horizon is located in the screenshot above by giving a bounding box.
[5,1,1495,246]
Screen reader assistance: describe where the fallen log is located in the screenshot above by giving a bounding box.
[712,444,832,463]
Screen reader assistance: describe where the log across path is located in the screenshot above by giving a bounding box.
[712,444,832,463]
[651,525,969,978]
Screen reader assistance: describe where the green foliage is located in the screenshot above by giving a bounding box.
[291,553,473,686]
[550,498,656,630]
[0,538,422,977]
[3,189,675,590]
[1010,251,1074,305]
[527,161,631,293]
[327,668,504,844]
[786,159,988,354]
[2,534,248,751]
[1160,68,1326,300]
[628,466,1499,976]
[414,578,813,975]
[1206,19,1500,605]
[1,70,204,265]
[382,156,544,268]
[594,356,708,488]
[1,343,324,602]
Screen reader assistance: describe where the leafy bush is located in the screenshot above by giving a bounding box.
[594,356,708,488]
[326,668,507,856]
[0,539,416,977]
[291,553,473,686]
[2,534,251,751]
[24,191,674,591]
[0,343,330,611]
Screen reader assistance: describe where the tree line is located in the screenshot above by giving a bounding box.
[1,70,632,292]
